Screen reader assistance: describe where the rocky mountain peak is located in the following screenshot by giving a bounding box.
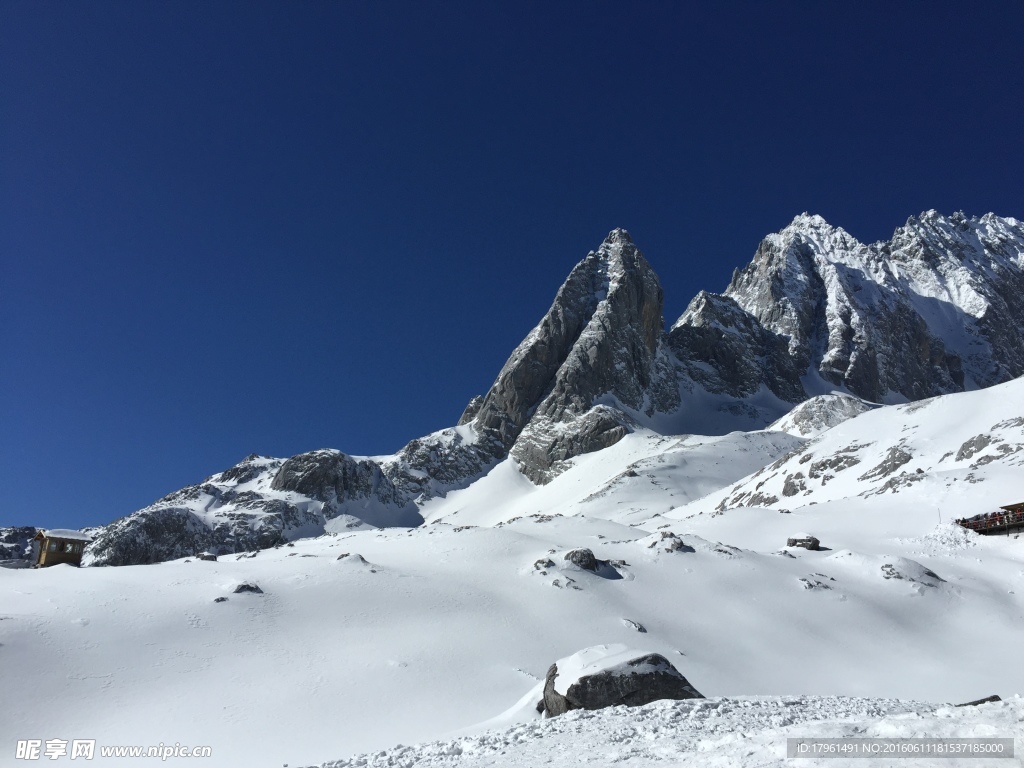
[82,211,1024,567]
[781,212,836,234]
[601,227,634,246]
[463,230,673,483]
[673,211,1024,405]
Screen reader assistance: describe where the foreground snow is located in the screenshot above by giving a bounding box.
[309,696,1022,768]
[4,380,1024,766]
[3,512,1022,767]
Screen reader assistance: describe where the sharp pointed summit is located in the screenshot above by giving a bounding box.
[82,212,1024,565]
[466,228,674,482]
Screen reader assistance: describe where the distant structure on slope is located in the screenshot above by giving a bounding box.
[955,503,1024,536]
[33,529,93,567]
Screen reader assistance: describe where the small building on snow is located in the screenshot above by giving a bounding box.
[33,529,92,568]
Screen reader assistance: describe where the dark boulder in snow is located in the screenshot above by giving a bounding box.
[787,534,820,550]
[562,548,622,579]
[541,644,703,716]
[956,694,1001,707]
[564,548,599,571]
[336,552,372,565]
[233,582,263,594]
[196,552,218,562]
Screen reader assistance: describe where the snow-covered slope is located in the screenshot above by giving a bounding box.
[768,393,877,437]
[420,429,803,527]
[5,508,1022,766]
[8,214,1024,768]
[310,696,1022,768]
[6,378,1024,766]
[681,374,1024,519]
[83,451,422,566]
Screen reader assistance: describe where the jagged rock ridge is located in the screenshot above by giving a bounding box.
[83,213,1024,565]
[465,230,679,483]
[672,211,1024,404]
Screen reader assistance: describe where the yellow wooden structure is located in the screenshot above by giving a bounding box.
[33,529,92,567]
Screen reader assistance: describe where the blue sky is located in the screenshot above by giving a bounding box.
[3,2,1023,529]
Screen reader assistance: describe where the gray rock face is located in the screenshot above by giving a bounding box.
[674,212,1024,405]
[271,449,415,520]
[510,406,633,483]
[86,452,420,567]
[464,230,678,483]
[86,506,219,566]
[542,653,703,716]
[0,526,39,562]
[383,428,505,503]
[769,394,877,438]
[669,291,805,402]
[469,230,661,444]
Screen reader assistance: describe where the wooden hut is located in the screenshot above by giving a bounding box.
[32,529,92,568]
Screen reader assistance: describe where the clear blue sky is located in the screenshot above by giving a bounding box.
[2,2,1022,529]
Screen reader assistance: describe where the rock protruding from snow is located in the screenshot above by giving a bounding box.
[709,375,1024,513]
[0,526,39,563]
[563,548,599,571]
[786,534,820,550]
[541,644,703,716]
[769,394,877,437]
[272,450,422,528]
[85,451,426,567]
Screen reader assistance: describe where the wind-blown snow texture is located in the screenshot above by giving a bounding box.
[80,212,1024,566]
[309,696,1023,768]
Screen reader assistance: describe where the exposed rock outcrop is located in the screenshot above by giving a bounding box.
[769,394,877,438]
[674,212,1024,405]
[541,645,703,716]
[0,526,39,562]
[86,453,421,567]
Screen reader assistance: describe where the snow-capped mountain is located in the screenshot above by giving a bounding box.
[672,211,1024,404]
[83,212,1024,566]
[679,375,1024,517]
[5,375,1024,767]
[8,215,1024,763]
[463,229,680,484]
